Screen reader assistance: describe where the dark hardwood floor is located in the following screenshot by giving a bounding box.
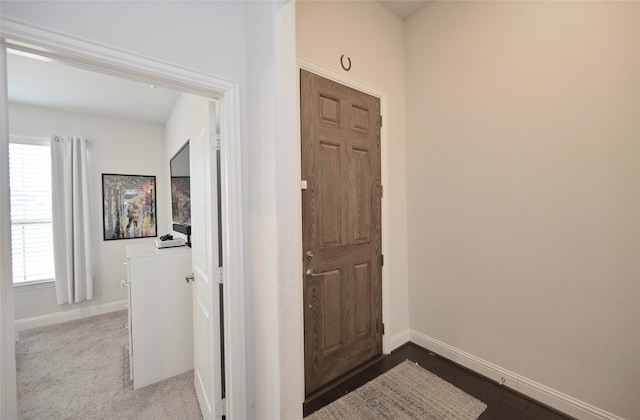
[303,342,573,419]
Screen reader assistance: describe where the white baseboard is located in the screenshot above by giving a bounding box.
[15,300,127,332]
[409,330,624,420]
[388,329,411,352]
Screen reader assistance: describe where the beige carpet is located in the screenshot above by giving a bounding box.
[307,360,487,419]
[16,311,202,420]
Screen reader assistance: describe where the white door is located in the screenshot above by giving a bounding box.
[190,101,223,419]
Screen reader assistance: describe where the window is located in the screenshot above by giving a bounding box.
[9,139,55,284]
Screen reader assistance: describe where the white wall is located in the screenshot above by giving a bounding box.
[244,2,302,418]
[406,2,639,418]
[164,92,211,241]
[296,0,410,349]
[9,103,167,323]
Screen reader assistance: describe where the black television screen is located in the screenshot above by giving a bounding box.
[170,141,190,225]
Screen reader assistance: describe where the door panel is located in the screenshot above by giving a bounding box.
[353,262,371,337]
[319,141,342,247]
[301,70,382,396]
[352,148,371,243]
[320,269,342,353]
[193,288,212,414]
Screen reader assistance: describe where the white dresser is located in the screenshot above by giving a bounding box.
[123,244,193,390]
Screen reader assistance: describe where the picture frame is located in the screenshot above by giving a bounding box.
[102,173,157,240]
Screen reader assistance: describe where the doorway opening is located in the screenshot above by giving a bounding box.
[1,31,246,419]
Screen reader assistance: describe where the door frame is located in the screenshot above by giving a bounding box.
[297,58,392,355]
[0,38,18,420]
[0,18,247,419]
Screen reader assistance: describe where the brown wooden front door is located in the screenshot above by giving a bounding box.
[301,69,382,396]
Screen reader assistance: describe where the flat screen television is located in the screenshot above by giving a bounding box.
[170,141,191,227]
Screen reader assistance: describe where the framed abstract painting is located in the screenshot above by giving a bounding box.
[102,173,157,240]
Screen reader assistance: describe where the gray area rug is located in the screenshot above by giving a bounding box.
[307,360,487,419]
[16,311,202,420]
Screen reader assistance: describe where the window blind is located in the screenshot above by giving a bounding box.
[9,142,55,284]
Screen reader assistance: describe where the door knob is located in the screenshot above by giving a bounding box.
[185,273,195,283]
[305,268,324,278]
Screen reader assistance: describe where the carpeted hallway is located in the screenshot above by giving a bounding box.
[16,311,202,420]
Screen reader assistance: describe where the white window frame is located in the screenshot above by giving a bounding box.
[9,135,55,288]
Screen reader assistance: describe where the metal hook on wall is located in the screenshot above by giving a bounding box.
[340,55,352,72]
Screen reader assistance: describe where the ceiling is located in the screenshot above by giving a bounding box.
[6,1,431,124]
